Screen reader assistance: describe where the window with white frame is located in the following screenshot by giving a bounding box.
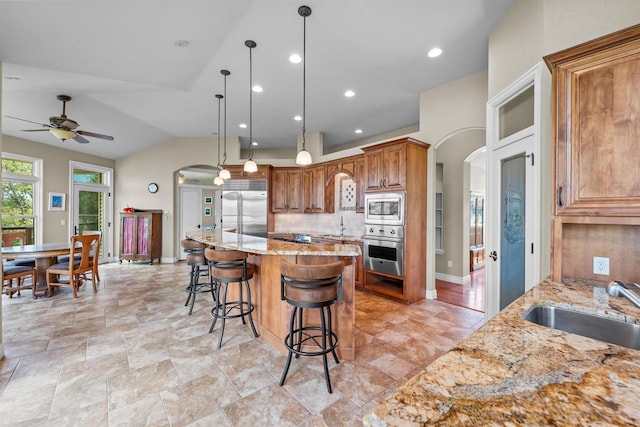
[1,153,42,245]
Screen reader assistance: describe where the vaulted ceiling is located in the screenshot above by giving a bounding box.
[0,0,515,160]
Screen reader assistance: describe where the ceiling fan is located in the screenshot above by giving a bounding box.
[5,94,114,144]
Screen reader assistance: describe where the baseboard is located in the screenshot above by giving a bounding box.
[435,272,471,285]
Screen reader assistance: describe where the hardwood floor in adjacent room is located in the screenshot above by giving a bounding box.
[436,268,486,312]
[0,262,485,426]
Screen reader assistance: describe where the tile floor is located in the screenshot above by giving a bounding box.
[0,262,485,426]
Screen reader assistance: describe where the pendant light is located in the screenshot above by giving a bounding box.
[213,93,225,186]
[295,5,312,165]
[219,69,232,180]
[243,40,258,173]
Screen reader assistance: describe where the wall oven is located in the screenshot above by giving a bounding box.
[364,193,405,226]
[363,224,404,276]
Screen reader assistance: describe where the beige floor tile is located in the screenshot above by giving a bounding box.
[0,262,484,426]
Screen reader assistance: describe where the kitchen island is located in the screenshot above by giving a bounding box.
[185,229,361,360]
[364,279,640,425]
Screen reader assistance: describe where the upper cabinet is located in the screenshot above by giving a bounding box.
[304,165,333,213]
[355,157,365,212]
[363,141,407,192]
[271,168,304,213]
[545,25,640,216]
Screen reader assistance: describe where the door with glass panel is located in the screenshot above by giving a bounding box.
[73,184,109,263]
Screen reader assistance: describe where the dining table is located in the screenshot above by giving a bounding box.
[2,242,79,296]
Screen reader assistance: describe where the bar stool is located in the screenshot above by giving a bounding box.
[205,248,259,348]
[279,259,344,393]
[181,238,212,315]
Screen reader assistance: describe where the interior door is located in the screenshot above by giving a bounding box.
[73,184,109,264]
[487,133,537,315]
[178,187,202,260]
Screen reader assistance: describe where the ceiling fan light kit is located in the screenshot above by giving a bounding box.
[295,5,313,166]
[6,94,114,144]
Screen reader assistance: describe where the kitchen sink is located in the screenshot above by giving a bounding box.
[523,304,640,350]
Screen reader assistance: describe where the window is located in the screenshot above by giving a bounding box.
[435,192,443,253]
[1,153,42,245]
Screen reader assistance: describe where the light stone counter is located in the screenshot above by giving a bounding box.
[186,230,361,256]
[364,279,640,425]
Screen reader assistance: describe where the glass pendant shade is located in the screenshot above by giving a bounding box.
[243,159,258,173]
[219,168,231,180]
[295,148,312,165]
[213,175,224,186]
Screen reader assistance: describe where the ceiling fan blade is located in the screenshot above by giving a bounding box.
[21,129,51,132]
[73,134,91,144]
[5,115,51,128]
[77,130,114,141]
[60,119,79,130]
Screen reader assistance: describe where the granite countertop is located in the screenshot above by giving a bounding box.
[364,279,640,426]
[269,231,363,242]
[186,230,361,256]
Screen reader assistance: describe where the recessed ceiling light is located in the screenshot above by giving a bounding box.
[174,40,190,48]
[355,129,363,134]
[289,54,302,64]
[251,141,259,146]
[428,47,442,58]
[344,90,355,97]
[239,123,247,128]
[252,85,263,93]
[294,115,302,121]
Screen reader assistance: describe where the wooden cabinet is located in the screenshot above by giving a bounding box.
[271,168,303,213]
[545,25,640,217]
[304,166,328,213]
[119,210,162,264]
[363,142,406,192]
[346,240,364,287]
[361,137,430,303]
[544,24,640,282]
[224,164,271,180]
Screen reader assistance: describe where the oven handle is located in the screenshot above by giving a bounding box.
[362,236,404,244]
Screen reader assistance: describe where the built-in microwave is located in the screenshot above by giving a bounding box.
[364,193,405,225]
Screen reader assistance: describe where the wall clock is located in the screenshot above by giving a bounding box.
[148,182,159,193]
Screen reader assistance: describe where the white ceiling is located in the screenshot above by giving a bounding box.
[0,0,515,160]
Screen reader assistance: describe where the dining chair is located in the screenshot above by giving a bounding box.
[46,234,100,298]
[2,259,36,298]
[57,230,102,284]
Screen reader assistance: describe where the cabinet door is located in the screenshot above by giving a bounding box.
[136,215,151,256]
[287,169,304,213]
[382,144,406,191]
[271,169,288,212]
[364,148,384,192]
[547,31,640,215]
[120,214,136,256]
[304,166,325,212]
[355,157,366,212]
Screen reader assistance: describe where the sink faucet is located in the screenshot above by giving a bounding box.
[339,216,345,236]
[607,281,640,309]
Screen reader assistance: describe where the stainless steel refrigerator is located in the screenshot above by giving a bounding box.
[220,179,268,238]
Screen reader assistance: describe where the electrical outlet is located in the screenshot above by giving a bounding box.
[447,260,452,268]
[593,256,610,275]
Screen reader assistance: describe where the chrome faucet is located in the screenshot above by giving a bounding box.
[607,281,640,310]
[339,216,346,236]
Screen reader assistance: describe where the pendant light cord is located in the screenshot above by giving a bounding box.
[302,11,307,150]
[249,44,254,160]
[222,70,229,165]
[216,94,222,167]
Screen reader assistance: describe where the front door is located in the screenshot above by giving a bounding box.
[178,187,202,260]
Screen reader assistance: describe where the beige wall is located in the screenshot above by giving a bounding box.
[2,135,115,243]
